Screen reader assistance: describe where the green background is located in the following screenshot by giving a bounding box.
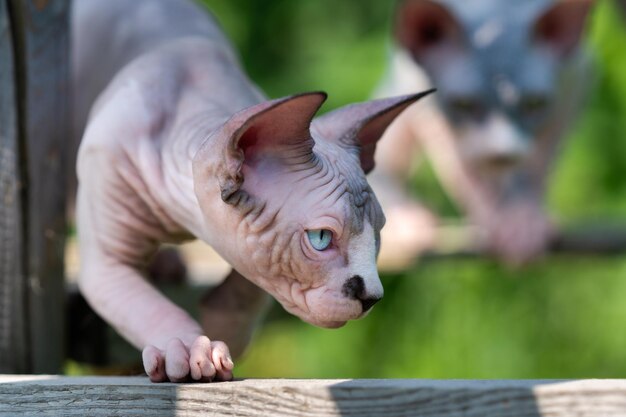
[192,0,626,379]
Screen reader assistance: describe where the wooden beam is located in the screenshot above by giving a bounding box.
[8,0,70,373]
[426,223,626,259]
[0,0,28,374]
[550,226,626,255]
[1,376,626,416]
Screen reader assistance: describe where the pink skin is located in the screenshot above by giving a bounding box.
[74,0,431,384]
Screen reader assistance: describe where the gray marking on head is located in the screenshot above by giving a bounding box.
[305,143,385,243]
[329,151,383,237]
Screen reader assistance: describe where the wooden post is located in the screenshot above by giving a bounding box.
[0,0,69,374]
[0,0,27,374]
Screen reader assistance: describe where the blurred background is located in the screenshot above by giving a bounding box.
[179,0,626,379]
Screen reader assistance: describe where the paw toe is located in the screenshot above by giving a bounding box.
[165,338,191,382]
[142,345,166,382]
[211,341,234,381]
[189,336,215,381]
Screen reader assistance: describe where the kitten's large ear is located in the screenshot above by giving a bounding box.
[312,90,434,174]
[394,0,465,65]
[532,0,593,58]
[193,92,327,207]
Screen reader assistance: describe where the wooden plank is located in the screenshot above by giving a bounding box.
[0,0,28,374]
[1,377,626,416]
[9,0,70,373]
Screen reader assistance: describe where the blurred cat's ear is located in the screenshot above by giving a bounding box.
[533,0,593,58]
[312,90,434,174]
[394,0,466,64]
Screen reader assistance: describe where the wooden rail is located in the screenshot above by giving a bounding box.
[1,376,626,416]
[425,223,626,260]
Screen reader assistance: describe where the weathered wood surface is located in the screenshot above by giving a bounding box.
[7,0,70,373]
[1,377,626,417]
[0,0,27,374]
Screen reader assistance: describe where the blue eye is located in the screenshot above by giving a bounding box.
[307,229,333,251]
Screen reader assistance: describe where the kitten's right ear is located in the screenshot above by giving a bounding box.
[394,0,466,64]
[313,90,434,174]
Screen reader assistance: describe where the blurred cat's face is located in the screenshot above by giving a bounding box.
[395,0,592,173]
[436,52,556,172]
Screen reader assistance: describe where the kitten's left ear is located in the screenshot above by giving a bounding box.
[312,90,434,174]
[533,0,594,58]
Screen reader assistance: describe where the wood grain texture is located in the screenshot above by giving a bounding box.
[0,0,27,374]
[8,0,70,373]
[1,376,626,416]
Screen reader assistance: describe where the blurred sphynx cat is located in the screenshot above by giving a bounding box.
[373,0,593,267]
[72,0,431,382]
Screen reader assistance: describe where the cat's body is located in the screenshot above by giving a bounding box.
[73,0,429,381]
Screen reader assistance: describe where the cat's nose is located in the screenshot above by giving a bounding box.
[342,275,382,312]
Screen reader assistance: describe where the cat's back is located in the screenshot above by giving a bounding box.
[71,0,232,145]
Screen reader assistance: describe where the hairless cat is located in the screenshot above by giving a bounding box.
[72,0,432,382]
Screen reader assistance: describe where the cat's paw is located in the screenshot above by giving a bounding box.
[142,336,234,382]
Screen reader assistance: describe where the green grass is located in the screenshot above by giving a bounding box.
[237,256,626,379]
[549,0,626,220]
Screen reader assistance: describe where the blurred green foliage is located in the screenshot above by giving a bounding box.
[200,0,393,111]
[197,0,626,379]
[239,256,626,379]
[550,0,626,220]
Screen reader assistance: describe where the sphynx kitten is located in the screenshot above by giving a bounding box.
[373,0,593,267]
[73,0,431,382]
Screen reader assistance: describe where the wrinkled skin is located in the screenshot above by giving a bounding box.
[373,0,593,268]
[73,0,430,382]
